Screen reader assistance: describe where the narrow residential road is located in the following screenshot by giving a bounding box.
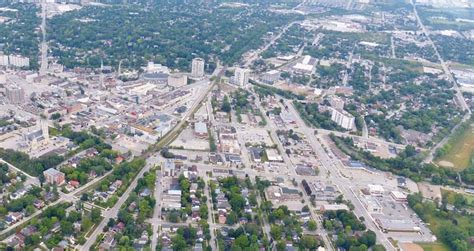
[79,162,152,250]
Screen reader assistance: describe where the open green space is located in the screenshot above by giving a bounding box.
[417,242,450,251]
[436,122,474,171]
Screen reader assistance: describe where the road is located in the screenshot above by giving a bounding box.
[39,0,48,75]
[80,64,224,249]
[243,21,298,68]
[285,100,397,251]
[0,168,112,239]
[0,158,39,186]
[79,161,153,250]
[408,0,472,164]
[410,0,469,113]
[150,169,163,251]
[203,175,217,250]
[342,44,355,87]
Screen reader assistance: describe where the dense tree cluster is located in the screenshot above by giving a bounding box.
[330,134,463,185]
[47,3,300,70]
[0,3,40,69]
[408,193,473,251]
[0,148,64,176]
[293,101,345,131]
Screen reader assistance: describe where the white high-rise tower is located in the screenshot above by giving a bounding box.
[191,58,205,78]
[40,119,49,142]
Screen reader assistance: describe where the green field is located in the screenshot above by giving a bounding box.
[437,123,474,171]
[418,242,450,251]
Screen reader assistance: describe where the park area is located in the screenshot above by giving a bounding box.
[436,122,474,171]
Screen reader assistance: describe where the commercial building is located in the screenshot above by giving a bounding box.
[234,68,251,87]
[43,168,66,185]
[362,195,383,213]
[194,121,208,138]
[167,73,188,88]
[5,85,25,104]
[261,70,280,84]
[330,108,355,130]
[191,58,205,78]
[390,191,407,202]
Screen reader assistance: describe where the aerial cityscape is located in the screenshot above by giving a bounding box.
[0,0,473,250]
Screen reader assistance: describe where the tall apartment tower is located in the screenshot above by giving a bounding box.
[191,58,205,78]
[40,118,49,142]
[5,85,25,104]
[234,68,251,87]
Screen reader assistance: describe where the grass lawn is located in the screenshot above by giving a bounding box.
[437,124,474,171]
[417,242,450,251]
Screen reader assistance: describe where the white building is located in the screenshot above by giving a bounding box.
[5,85,25,104]
[261,70,280,84]
[330,108,355,130]
[0,54,29,68]
[167,73,188,88]
[8,55,30,68]
[0,54,8,66]
[191,58,205,78]
[367,184,385,196]
[362,196,383,213]
[234,68,251,87]
[145,61,169,74]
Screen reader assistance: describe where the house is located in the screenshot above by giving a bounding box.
[140,188,151,197]
[33,199,45,209]
[68,180,80,188]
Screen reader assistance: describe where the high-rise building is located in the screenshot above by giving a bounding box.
[8,55,30,68]
[191,58,205,78]
[40,118,49,143]
[0,55,8,66]
[234,68,251,87]
[5,85,25,104]
[330,108,355,130]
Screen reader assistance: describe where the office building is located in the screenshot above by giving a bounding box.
[168,73,188,88]
[261,70,280,84]
[191,58,205,78]
[43,168,65,185]
[234,68,251,87]
[330,108,355,130]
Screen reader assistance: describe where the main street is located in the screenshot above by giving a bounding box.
[284,99,397,251]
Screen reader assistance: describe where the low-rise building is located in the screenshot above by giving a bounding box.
[43,168,66,185]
